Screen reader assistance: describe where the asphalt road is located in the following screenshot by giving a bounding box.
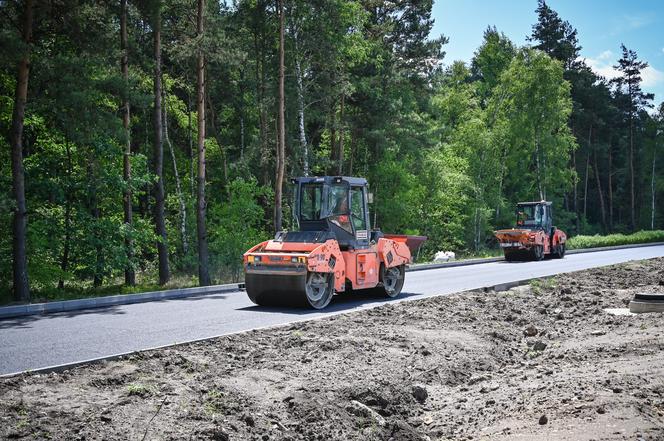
[1,245,663,376]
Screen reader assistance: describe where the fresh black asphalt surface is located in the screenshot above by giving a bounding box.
[1,245,663,376]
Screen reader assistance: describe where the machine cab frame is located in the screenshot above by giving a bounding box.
[291,176,371,250]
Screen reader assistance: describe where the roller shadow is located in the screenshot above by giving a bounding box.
[237,291,422,315]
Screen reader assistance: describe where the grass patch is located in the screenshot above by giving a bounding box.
[530,278,556,295]
[567,230,664,250]
[126,383,155,398]
[0,272,224,306]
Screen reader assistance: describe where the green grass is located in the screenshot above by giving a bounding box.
[0,273,203,306]
[126,383,155,397]
[566,230,664,250]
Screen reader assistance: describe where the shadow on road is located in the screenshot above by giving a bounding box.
[0,305,127,329]
[237,291,422,315]
[174,293,233,302]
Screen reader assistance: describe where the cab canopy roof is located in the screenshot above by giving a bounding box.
[290,176,368,186]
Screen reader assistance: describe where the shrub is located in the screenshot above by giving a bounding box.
[567,230,664,250]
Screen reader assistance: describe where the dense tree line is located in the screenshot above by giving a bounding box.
[1,0,662,300]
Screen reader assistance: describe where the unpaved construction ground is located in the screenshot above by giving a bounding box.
[1,258,664,440]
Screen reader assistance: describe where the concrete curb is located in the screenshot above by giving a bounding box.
[406,241,664,272]
[406,257,503,272]
[0,283,241,320]
[1,241,662,321]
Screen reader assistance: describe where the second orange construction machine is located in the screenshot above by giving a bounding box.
[494,200,567,261]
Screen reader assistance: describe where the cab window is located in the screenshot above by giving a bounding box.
[300,184,323,220]
[350,187,367,231]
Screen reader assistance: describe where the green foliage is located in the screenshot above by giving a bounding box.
[208,178,272,282]
[567,230,664,250]
[1,0,662,302]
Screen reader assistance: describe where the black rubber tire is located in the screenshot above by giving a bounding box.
[245,272,307,307]
[380,264,405,298]
[245,271,334,309]
[504,251,516,262]
[304,271,335,309]
[553,243,566,259]
[633,293,664,302]
[360,264,406,298]
[532,245,544,261]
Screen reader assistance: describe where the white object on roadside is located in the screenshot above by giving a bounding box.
[434,251,456,262]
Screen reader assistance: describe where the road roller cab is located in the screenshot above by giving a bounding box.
[243,176,426,309]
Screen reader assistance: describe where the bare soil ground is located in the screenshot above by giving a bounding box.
[2,258,664,441]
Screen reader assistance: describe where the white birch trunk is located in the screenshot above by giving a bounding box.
[294,38,309,176]
[163,92,188,254]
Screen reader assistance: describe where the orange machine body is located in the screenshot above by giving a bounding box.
[494,200,567,261]
[494,228,566,254]
[243,235,416,293]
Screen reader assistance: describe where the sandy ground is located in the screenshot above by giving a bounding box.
[1,258,664,441]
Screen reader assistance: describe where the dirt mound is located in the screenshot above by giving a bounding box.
[1,258,664,440]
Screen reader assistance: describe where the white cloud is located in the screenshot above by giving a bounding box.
[642,65,664,87]
[661,47,664,55]
[580,51,664,88]
[597,50,613,61]
[581,53,620,81]
[624,14,653,30]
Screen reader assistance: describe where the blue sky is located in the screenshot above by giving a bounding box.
[431,0,664,109]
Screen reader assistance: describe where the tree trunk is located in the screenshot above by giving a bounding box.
[206,91,228,188]
[59,141,73,290]
[608,142,613,231]
[188,88,195,199]
[652,145,657,230]
[238,67,246,161]
[59,201,71,290]
[120,0,135,286]
[593,151,607,232]
[495,145,508,221]
[348,128,356,176]
[535,133,544,200]
[196,0,211,286]
[583,153,590,222]
[274,0,286,232]
[153,3,170,285]
[629,112,636,231]
[10,0,34,302]
[240,115,245,160]
[163,91,188,255]
[294,46,308,176]
[330,102,337,174]
[253,1,269,186]
[337,94,345,175]
[89,158,104,288]
[572,142,579,234]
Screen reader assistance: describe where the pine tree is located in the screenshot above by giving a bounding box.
[529,0,580,69]
[9,0,34,302]
[196,0,211,286]
[274,0,285,232]
[120,0,135,286]
[612,44,654,231]
[152,1,170,285]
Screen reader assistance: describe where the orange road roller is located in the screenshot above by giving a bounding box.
[243,176,426,309]
[494,200,567,261]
